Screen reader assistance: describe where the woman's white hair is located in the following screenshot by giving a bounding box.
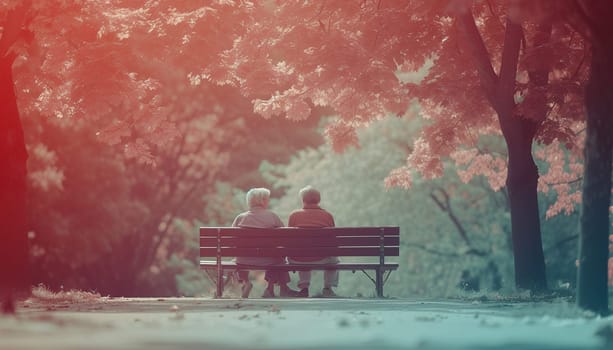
[246,187,271,209]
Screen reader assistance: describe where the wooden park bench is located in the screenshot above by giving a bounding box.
[199,226,400,298]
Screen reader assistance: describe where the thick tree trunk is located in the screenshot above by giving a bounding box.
[577,47,612,315]
[503,117,547,293]
[0,54,30,312]
[457,11,548,293]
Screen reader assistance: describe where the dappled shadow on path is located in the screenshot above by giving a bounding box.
[1,297,609,350]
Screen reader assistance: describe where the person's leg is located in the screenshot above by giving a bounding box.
[297,270,312,290]
[278,271,299,297]
[262,270,277,297]
[237,270,252,298]
[287,258,309,297]
[321,257,339,297]
[322,257,339,288]
[237,270,249,283]
[323,269,339,289]
[278,271,290,284]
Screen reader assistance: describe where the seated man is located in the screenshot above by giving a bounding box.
[287,185,339,297]
[232,187,298,298]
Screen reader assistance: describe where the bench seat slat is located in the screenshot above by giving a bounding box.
[199,260,400,271]
[200,236,399,248]
[199,247,399,257]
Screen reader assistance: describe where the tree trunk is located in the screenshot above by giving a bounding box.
[457,11,548,293]
[577,46,612,315]
[0,54,30,312]
[503,116,548,293]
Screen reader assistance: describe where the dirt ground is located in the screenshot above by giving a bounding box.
[1,296,612,350]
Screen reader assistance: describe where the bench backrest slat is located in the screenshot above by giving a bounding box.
[200,236,399,248]
[199,226,399,259]
[199,247,399,257]
[200,227,399,238]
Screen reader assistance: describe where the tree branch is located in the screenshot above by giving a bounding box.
[496,17,522,109]
[456,9,498,105]
[486,0,506,32]
[544,234,578,253]
[403,242,488,258]
[430,187,472,245]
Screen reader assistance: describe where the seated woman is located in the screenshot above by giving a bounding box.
[232,187,298,298]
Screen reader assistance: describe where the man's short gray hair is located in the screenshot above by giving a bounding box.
[246,187,271,209]
[299,185,320,205]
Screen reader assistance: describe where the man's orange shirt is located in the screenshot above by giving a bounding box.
[288,204,335,262]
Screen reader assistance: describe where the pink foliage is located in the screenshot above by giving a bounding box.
[535,138,584,218]
[213,1,590,219]
[6,1,595,218]
[406,137,443,180]
[323,120,359,153]
[9,1,240,163]
[384,166,413,190]
[451,150,507,191]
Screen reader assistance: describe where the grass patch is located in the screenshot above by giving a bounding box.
[28,285,104,305]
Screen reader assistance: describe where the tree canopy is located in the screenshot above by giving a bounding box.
[212,0,590,293]
[1,0,610,313]
[213,1,585,188]
[1,1,319,299]
[266,116,579,297]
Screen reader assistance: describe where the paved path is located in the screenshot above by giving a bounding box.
[1,298,611,349]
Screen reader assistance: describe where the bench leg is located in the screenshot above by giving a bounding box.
[216,268,223,298]
[376,268,384,298]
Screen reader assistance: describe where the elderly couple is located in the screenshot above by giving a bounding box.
[232,186,339,298]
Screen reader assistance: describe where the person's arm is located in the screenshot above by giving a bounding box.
[288,212,296,227]
[273,213,284,227]
[231,213,243,227]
